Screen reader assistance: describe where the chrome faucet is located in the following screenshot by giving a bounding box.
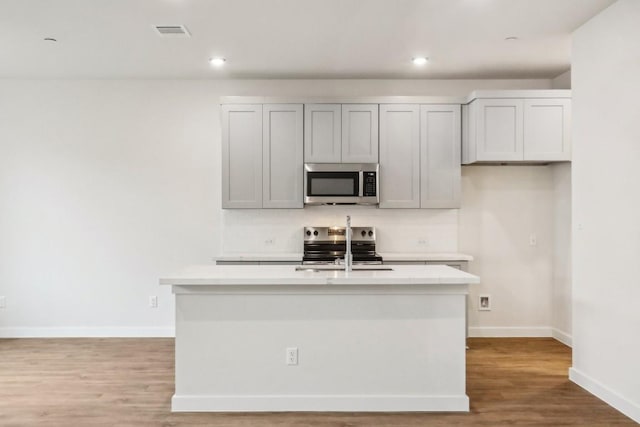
[345,215,353,272]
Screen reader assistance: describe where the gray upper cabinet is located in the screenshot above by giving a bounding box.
[304,104,341,163]
[263,104,304,208]
[523,98,571,161]
[221,104,263,208]
[475,98,524,162]
[304,104,378,163]
[222,103,303,209]
[379,104,420,208]
[380,104,461,209]
[463,91,572,164]
[420,105,461,208]
[341,104,379,163]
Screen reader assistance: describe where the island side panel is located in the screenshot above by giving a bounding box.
[173,286,468,412]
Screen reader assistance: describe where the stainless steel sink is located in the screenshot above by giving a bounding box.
[295,265,393,272]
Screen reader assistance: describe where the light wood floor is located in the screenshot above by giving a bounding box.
[0,338,634,426]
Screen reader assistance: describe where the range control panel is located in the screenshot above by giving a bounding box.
[304,226,376,242]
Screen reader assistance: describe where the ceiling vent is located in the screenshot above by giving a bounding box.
[154,25,191,38]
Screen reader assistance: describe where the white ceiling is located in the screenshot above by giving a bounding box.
[0,0,615,79]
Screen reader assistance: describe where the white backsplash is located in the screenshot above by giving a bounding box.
[221,206,459,254]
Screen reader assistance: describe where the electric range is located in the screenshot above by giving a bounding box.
[302,226,383,265]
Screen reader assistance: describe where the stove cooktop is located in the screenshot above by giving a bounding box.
[302,226,382,265]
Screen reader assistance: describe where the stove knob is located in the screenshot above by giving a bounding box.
[313,230,319,236]
[368,230,374,237]
[306,230,311,237]
[361,230,367,237]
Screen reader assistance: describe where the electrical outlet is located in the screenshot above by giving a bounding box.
[529,233,537,246]
[286,347,298,365]
[149,296,158,308]
[265,238,275,246]
[0,296,5,309]
[417,238,427,246]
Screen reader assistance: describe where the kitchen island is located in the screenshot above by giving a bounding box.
[160,264,479,412]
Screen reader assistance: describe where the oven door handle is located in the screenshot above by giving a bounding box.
[358,171,364,197]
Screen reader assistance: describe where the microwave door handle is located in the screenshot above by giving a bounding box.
[358,171,364,197]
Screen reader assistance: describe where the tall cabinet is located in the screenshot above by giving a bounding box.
[262,104,304,208]
[420,105,461,208]
[379,104,461,209]
[379,104,420,208]
[221,104,263,208]
[222,104,303,209]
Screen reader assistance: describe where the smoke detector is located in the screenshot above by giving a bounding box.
[154,25,191,38]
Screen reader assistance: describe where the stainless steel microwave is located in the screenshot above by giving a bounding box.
[304,163,379,205]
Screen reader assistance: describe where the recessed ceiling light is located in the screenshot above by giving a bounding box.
[505,36,519,41]
[412,57,428,66]
[44,37,57,42]
[209,57,226,67]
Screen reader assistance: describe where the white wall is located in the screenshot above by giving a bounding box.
[552,70,572,89]
[550,66,573,346]
[570,0,640,422]
[552,163,572,345]
[222,207,458,254]
[0,81,219,336]
[0,78,553,337]
[459,166,555,337]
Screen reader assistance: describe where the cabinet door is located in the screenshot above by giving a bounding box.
[475,99,524,161]
[342,104,379,163]
[379,104,420,208]
[221,104,262,208]
[263,104,304,208]
[420,105,461,208]
[523,99,571,161]
[304,104,341,163]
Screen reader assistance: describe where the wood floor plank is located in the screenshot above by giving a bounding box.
[0,338,635,426]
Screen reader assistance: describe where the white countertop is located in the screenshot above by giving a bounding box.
[379,252,473,261]
[214,252,473,262]
[215,253,302,262]
[160,264,480,286]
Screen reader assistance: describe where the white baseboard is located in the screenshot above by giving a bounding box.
[171,394,469,412]
[0,327,175,338]
[467,326,572,346]
[570,367,640,424]
[1,326,572,344]
[468,326,552,337]
[551,328,572,347]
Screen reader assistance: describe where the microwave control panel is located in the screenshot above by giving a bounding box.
[363,172,377,197]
